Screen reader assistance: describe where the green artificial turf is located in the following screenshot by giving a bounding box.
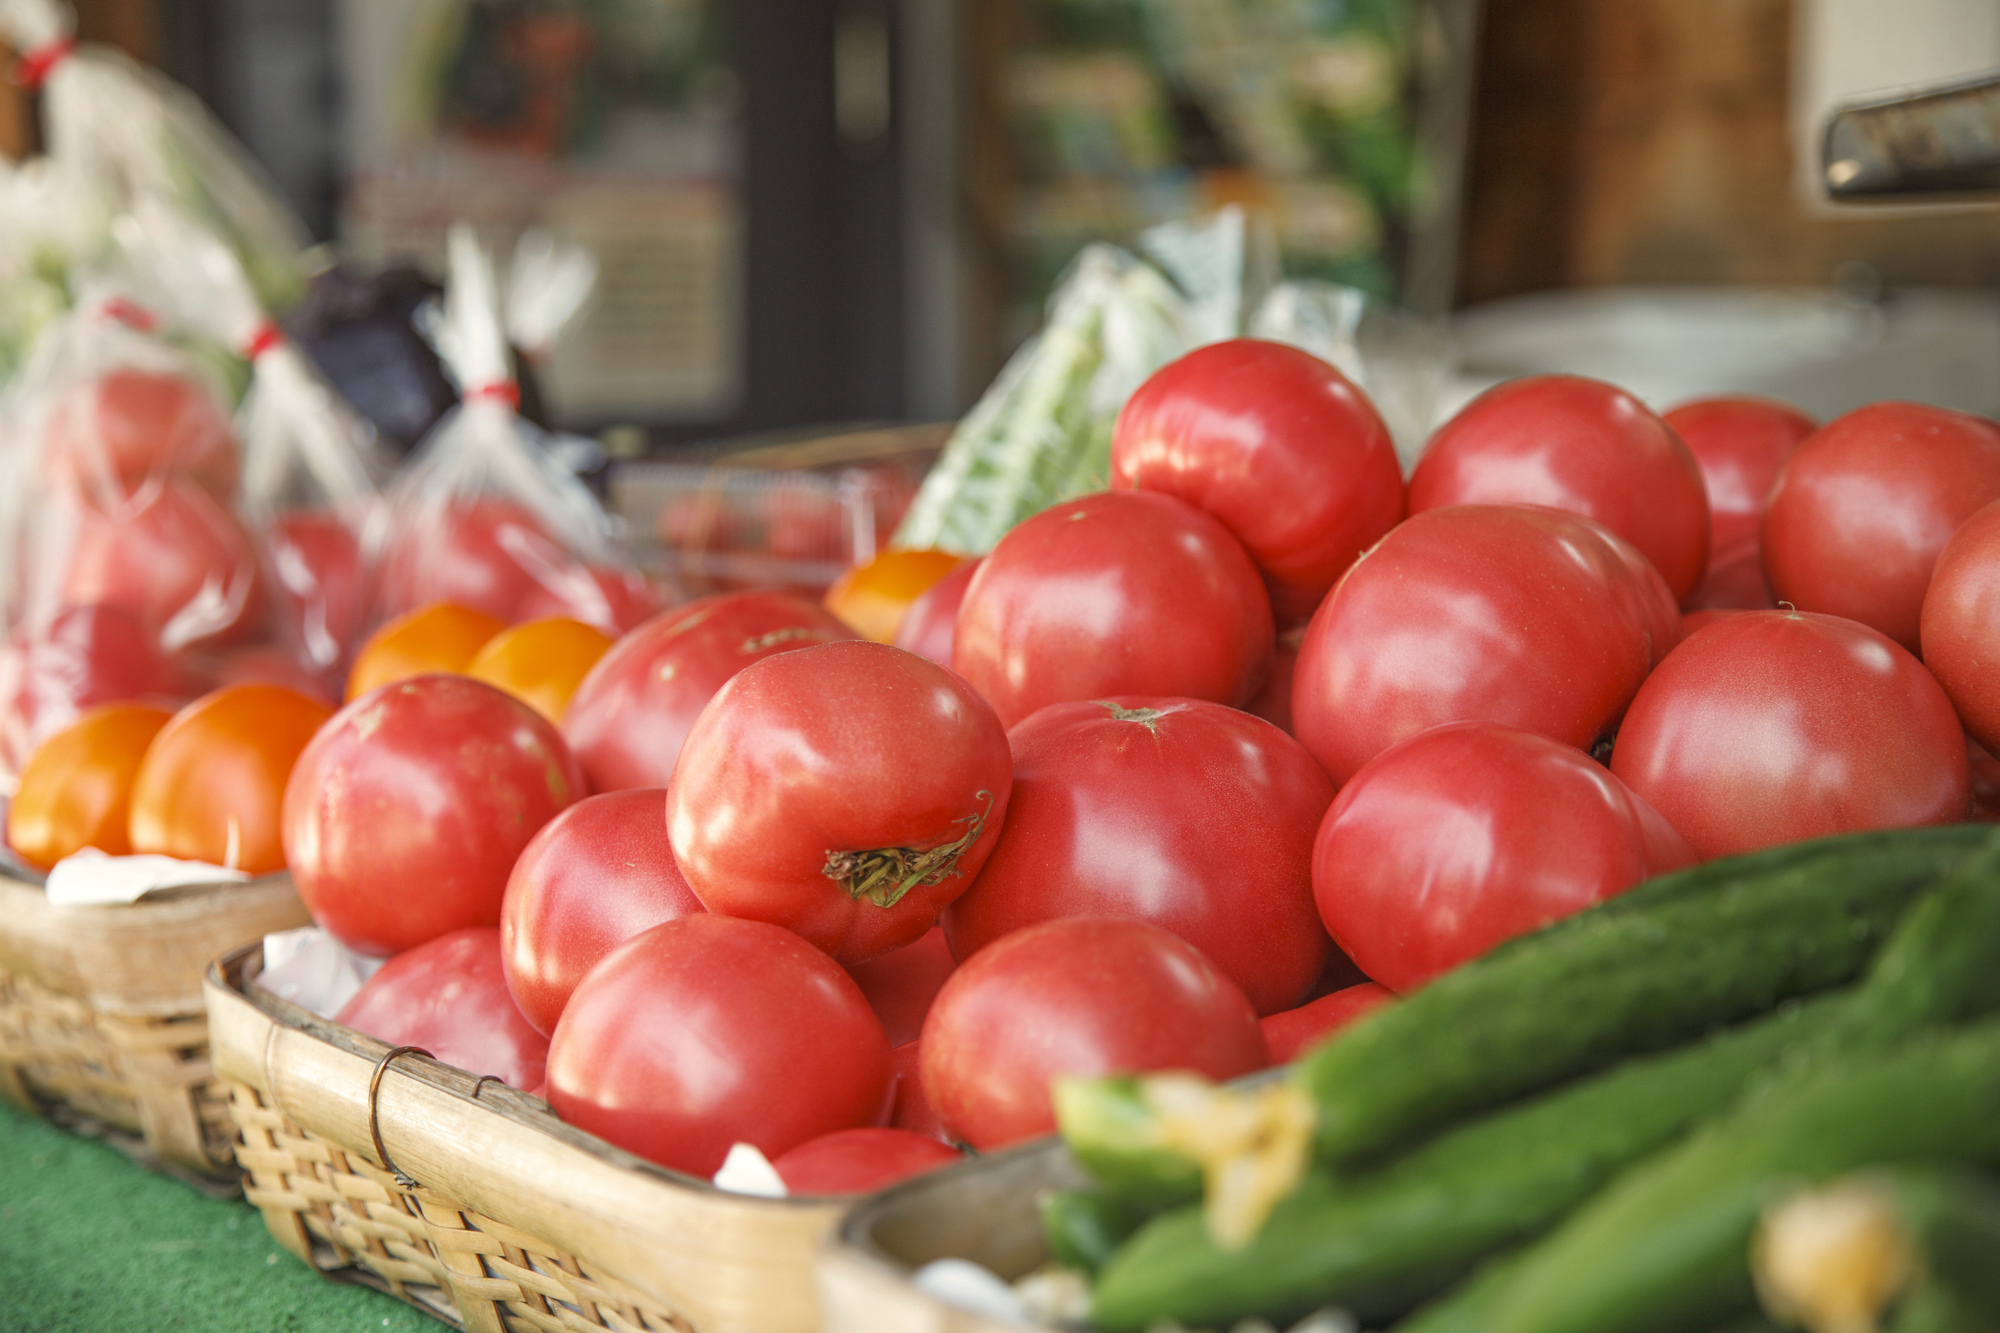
[0,1098,433,1333]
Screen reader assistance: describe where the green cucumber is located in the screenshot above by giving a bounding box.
[1300,825,1988,1166]
[1054,1076,1204,1208]
[1039,1189,1153,1274]
[1399,1019,2000,1333]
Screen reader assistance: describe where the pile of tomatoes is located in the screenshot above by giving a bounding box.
[14,334,2000,1200]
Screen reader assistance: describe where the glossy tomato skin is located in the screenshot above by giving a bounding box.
[345,603,506,702]
[7,703,172,868]
[545,914,893,1177]
[60,475,264,650]
[128,684,336,874]
[889,1041,947,1141]
[1763,403,2000,651]
[921,916,1266,1149]
[945,697,1334,1015]
[1247,629,1305,734]
[284,674,584,956]
[1260,982,1392,1065]
[561,589,859,792]
[772,1127,961,1195]
[500,789,704,1036]
[336,927,548,1090]
[1410,375,1711,603]
[44,368,240,503]
[1111,340,1403,625]
[0,605,188,778]
[893,558,980,667]
[845,925,956,1046]
[380,497,561,623]
[1665,397,1816,610]
[1922,499,2000,751]
[669,641,1012,964]
[953,492,1274,729]
[1291,505,1672,786]
[825,549,967,644]
[1610,610,1970,860]
[1314,722,1694,992]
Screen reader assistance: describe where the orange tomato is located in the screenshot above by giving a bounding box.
[823,549,967,644]
[345,603,505,702]
[7,702,174,869]
[466,617,614,723]
[127,683,335,874]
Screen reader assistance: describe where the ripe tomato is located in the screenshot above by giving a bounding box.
[953,492,1274,729]
[1664,396,1816,610]
[892,558,980,667]
[0,604,189,778]
[545,914,893,1177]
[1313,721,1694,992]
[825,549,967,644]
[946,698,1334,1015]
[889,1041,946,1141]
[771,1127,961,1196]
[1111,339,1403,625]
[513,564,660,635]
[266,511,368,668]
[1922,498,2000,751]
[336,927,549,1090]
[7,703,173,868]
[1291,505,1674,786]
[59,475,264,649]
[1969,737,2000,823]
[44,368,240,503]
[669,641,1012,963]
[561,589,858,793]
[1411,375,1710,604]
[499,789,704,1037]
[1247,628,1305,735]
[1763,402,2000,651]
[921,916,1266,1149]
[380,496,563,622]
[1610,610,1969,859]
[344,603,506,702]
[209,645,335,704]
[284,674,584,955]
[845,925,956,1046]
[1260,982,1392,1065]
[466,617,613,722]
[127,684,334,874]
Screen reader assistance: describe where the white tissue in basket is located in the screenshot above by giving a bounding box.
[44,846,249,906]
[259,926,384,1018]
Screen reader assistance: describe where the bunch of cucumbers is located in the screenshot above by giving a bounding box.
[1047,824,2000,1333]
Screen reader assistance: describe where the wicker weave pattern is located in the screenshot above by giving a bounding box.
[0,965,234,1172]
[228,1080,695,1333]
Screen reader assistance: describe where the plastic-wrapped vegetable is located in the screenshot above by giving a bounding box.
[0,155,104,387]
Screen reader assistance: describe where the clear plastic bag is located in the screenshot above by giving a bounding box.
[0,155,105,387]
[379,225,654,633]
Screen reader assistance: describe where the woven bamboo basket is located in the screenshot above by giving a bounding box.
[0,867,309,1179]
[206,941,850,1333]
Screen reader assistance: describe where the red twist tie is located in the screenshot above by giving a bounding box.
[241,321,284,360]
[16,36,74,90]
[466,381,521,408]
[98,298,158,333]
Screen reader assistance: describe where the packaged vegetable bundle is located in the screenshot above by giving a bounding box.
[0,154,105,387]
[379,224,651,634]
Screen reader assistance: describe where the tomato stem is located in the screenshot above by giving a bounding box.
[1102,702,1165,732]
[823,790,996,908]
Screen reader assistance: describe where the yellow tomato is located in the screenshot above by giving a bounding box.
[7,703,174,869]
[345,602,506,702]
[466,617,615,723]
[823,549,967,644]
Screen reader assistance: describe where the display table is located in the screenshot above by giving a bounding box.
[0,1099,431,1332]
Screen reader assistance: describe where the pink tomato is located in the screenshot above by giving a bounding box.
[335,926,548,1090]
[771,1127,961,1196]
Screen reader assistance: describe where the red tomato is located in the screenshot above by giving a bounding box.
[283,674,584,956]
[0,604,189,777]
[1260,983,1393,1065]
[668,641,1012,964]
[59,475,264,649]
[946,698,1334,1015]
[771,1127,961,1196]
[1763,402,2000,652]
[953,492,1274,729]
[1111,340,1404,626]
[845,925,957,1046]
[1247,628,1305,735]
[889,1041,947,1141]
[545,914,893,1177]
[44,368,240,503]
[266,511,367,668]
[1313,722,1694,992]
[380,496,563,622]
[1410,375,1710,604]
[1665,397,1816,610]
[209,645,335,703]
[892,558,979,667]
[825,549,967,644]
[1678,608,1744,638]
[1291,505,1674,786]
[921,916,1266,1149]
[513,564,661,635]
[561,589,859,793]
[1610,610,1969,860]
[335,927,548,1090]
[500,789,705,1036]
[1920,498,2000,752]
[1969,737,2000,823]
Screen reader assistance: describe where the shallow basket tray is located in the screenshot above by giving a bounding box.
[205,941,852,1333]
[0,868,309,1180]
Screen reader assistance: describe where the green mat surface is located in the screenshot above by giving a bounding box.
[0,1098,434,1333]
